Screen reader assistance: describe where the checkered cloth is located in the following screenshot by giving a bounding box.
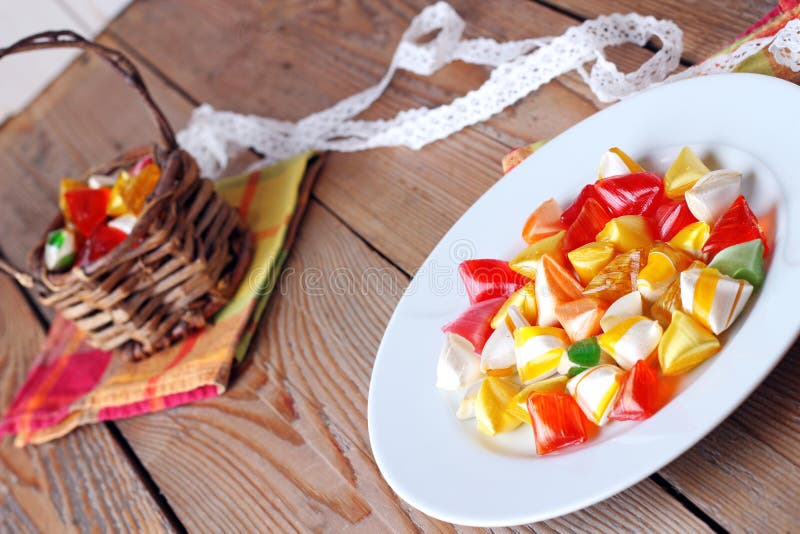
[1,152,319,445]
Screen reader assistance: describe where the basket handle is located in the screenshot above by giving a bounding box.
[0,31,178,288]
[0,30,177,149]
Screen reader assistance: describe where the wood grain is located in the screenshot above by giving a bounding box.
[543,0,776,64]
[0,276,175,533]
[117,202,711,532]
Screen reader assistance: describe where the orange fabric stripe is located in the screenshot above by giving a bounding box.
[143,333,201,399]
[253,214,291,240]
[238,170,261,218]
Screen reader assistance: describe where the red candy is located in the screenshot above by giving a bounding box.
[459,259,528,305]
[653,199,698,241]
[65,188,110,237]
[562,198,610,252]
[594,172,665,218]
[610,359,659,421]
[527,391,591,455]
[77,224,127,266]
[442,297,505,354]
[561,184,599,226]
[703,195,768,258]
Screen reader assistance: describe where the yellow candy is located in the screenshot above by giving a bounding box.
[567,241,616,285]
[598,147,644,180]
[566,364,624,426]
[509,230,565,278]
[59,178,85,221]
[658,310,721,375]
[664,147,711,199]
[668,221,710,258]
[600,290,642,332]
[491,283,537,329]
[513,326,570,383]
[506,375,568,424]
[680,267,753,335]
[598,315,663,370]
[475,376,522,436]
[637,243,691,302]
[108,164,162,216]
[583,248,645,303]
[596,215,654,252]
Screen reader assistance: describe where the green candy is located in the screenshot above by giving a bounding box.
[44,228,77,271]
[567,366,589,378]
[708,239,765,287]
[567,337,602,366]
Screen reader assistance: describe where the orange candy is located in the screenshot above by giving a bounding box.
[522,198,565,245]
[535,253,584,326]
[554,297,608,343]
[108,164,161,216]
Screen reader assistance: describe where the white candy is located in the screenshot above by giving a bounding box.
[108,214,138,235]
[598,150,633,179]
[600,291,642,332]
[685,169,742,224]
[44,228,77,271]
[456,379,483,420]
[566,364,624,426]
[87,174,117,189]
[680,267,754,335]
[514,326,570,383]
[598,316,663,370]
[481,306,529,374]
[436,333,482,390]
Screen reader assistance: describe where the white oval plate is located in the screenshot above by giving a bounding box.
[367,73,800,527]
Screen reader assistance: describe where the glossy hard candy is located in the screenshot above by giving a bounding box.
[680,267,753,335]
[663,146,710,198]
[597,147,643,179]
[459,259,528,304]
[637,243,691,302]
[610,359,659,421]
[482,306,530,376]
[600,290,643,332]
[491,282,537,329]
[583,248,645,303]
[566,364,624,426]
[594,172,664,218]
[506,375,568,424]
[476,376,522,436]
[442,297,506,354]
[653,199,698,241]
[65,187,110,237]
[522,198,565,244]
[527,391,591,455]
[658,310,721,375]
[563,198,611,252]
[535,254,584,326]
[557,337,614,377]
[685,169,742,224]
[668,221,710,258]
[708,239,766,287]
[598,315,663,370]
[702,195,768,259]
[436,333,482,390]
[554,297,607,343]
[44,228,77,271]
[596,215,654,252]
[76,224,127,266]
[514,325,570,383]
[509,230,566,279]
[567,241,616,286]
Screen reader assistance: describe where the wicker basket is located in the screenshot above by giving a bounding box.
[0,31,253,360]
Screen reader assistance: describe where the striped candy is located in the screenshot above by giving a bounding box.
[637,243,691,302]
[680,267,753,335]
[514,326,570,383]
[567,364,625,426]
[598,316,663,370]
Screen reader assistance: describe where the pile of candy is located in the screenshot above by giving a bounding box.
[436,147,768,455]
[44,155,161,271]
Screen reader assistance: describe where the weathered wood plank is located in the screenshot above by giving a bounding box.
[0,276,175,533]
[542,0,775,64]
[117,202,711,532]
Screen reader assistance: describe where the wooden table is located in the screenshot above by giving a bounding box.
[1,1,797,531]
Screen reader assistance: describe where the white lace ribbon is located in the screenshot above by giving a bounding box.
[176,2,800,178]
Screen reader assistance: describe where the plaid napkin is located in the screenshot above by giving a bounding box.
[1,152,320,446]
[502,1,800,174]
